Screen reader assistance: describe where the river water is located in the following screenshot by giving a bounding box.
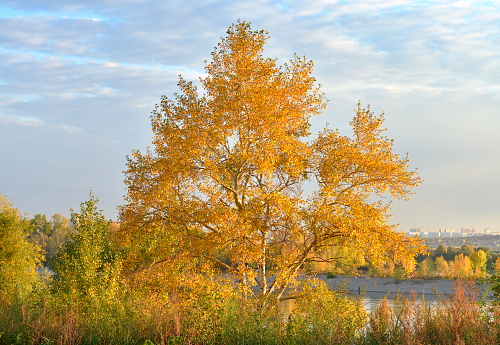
[282,274,492,314]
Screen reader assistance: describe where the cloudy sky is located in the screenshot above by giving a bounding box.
[1,0,499,233]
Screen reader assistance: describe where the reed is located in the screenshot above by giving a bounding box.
[357,280,500,345]
[2,279,500,345]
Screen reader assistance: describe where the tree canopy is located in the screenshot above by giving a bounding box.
[51,193,122,305]
[120,21,425,310]
[0,193,43,302]
[27,213,73,265]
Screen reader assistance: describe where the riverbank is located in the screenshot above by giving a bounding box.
[315,274,490,300]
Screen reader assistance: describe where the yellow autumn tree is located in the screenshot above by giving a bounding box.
[119,21,424,311]
[452,253,472,279]
[435,256,449,278]
[0,193,43,302]
[469,249,487,276]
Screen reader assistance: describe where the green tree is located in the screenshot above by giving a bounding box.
[0,193,43,302]
[26,214,52,261]
[417,258,435,277]
[28,214,53,236]
[51,193,122,305]
[435,256,449,277]
[444,246,459,261]
[477,246,490,254]
[46,214,73,264]
[469,249,487,275]
[487,252,499,271]
[488,258,500,303]
[460,244,473,256]
[308,244,366,275]
[120,21,424,311]
[434,244,447,258]
[28,213,74,266]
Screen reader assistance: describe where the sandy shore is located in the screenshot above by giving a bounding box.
[314,274,489,300]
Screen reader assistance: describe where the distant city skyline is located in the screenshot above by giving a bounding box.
[407,227,496,237]
[1,1,499,233]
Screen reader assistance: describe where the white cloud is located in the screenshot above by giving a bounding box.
[0,114,43,126]
[0,0,499,230]
[0,113,83,134]
[58,124,80,133]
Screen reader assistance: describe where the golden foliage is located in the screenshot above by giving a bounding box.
[119,21,425,310]
[291,278,368,342]
[0,193,43,302]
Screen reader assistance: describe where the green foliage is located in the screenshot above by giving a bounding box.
[417,258,436,278]
[461,244,473,256]
[326,271,337,279]
[435,256,449,277]
[412,246,497,280]
[486,252,499,271]
[28,214,53,236]
[444,246,460,261]
[290,279,368,344]
[4,275,500,345]
[434,244,447,257]
[0,193,43,302]
[28,213,74,266]
[358,280,499,345]
[0,282,367,345]
[470,249,487,274]
[51,193,122,307]
[393,267,406,281]
[489,275,500,304]
[306,244,366,276]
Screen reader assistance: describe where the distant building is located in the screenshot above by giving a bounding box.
[461,228,478,237]
[485,228,491,234]
[439,228,455,237]
[409,228,427,237]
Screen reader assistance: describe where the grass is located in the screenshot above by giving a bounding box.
[357,280,500,345]
[2,280,500,345]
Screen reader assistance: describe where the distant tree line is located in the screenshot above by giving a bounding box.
[1,21,486,344]
[425,235,500,251]
[25,213,74,266]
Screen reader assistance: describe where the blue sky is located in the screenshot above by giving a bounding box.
[1,0,499,233]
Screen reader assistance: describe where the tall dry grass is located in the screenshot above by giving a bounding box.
[2,279,500,345]
[0,285,365,345]
[358,280,500,345]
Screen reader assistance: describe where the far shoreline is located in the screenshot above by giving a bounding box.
[312,274,490,300]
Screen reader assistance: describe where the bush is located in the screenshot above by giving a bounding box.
[0,193,43,303]
[51,193,123,308]
[290,278,368,345]
[358,280,500,345]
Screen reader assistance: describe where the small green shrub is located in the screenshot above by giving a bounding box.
[326,271,337,279]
